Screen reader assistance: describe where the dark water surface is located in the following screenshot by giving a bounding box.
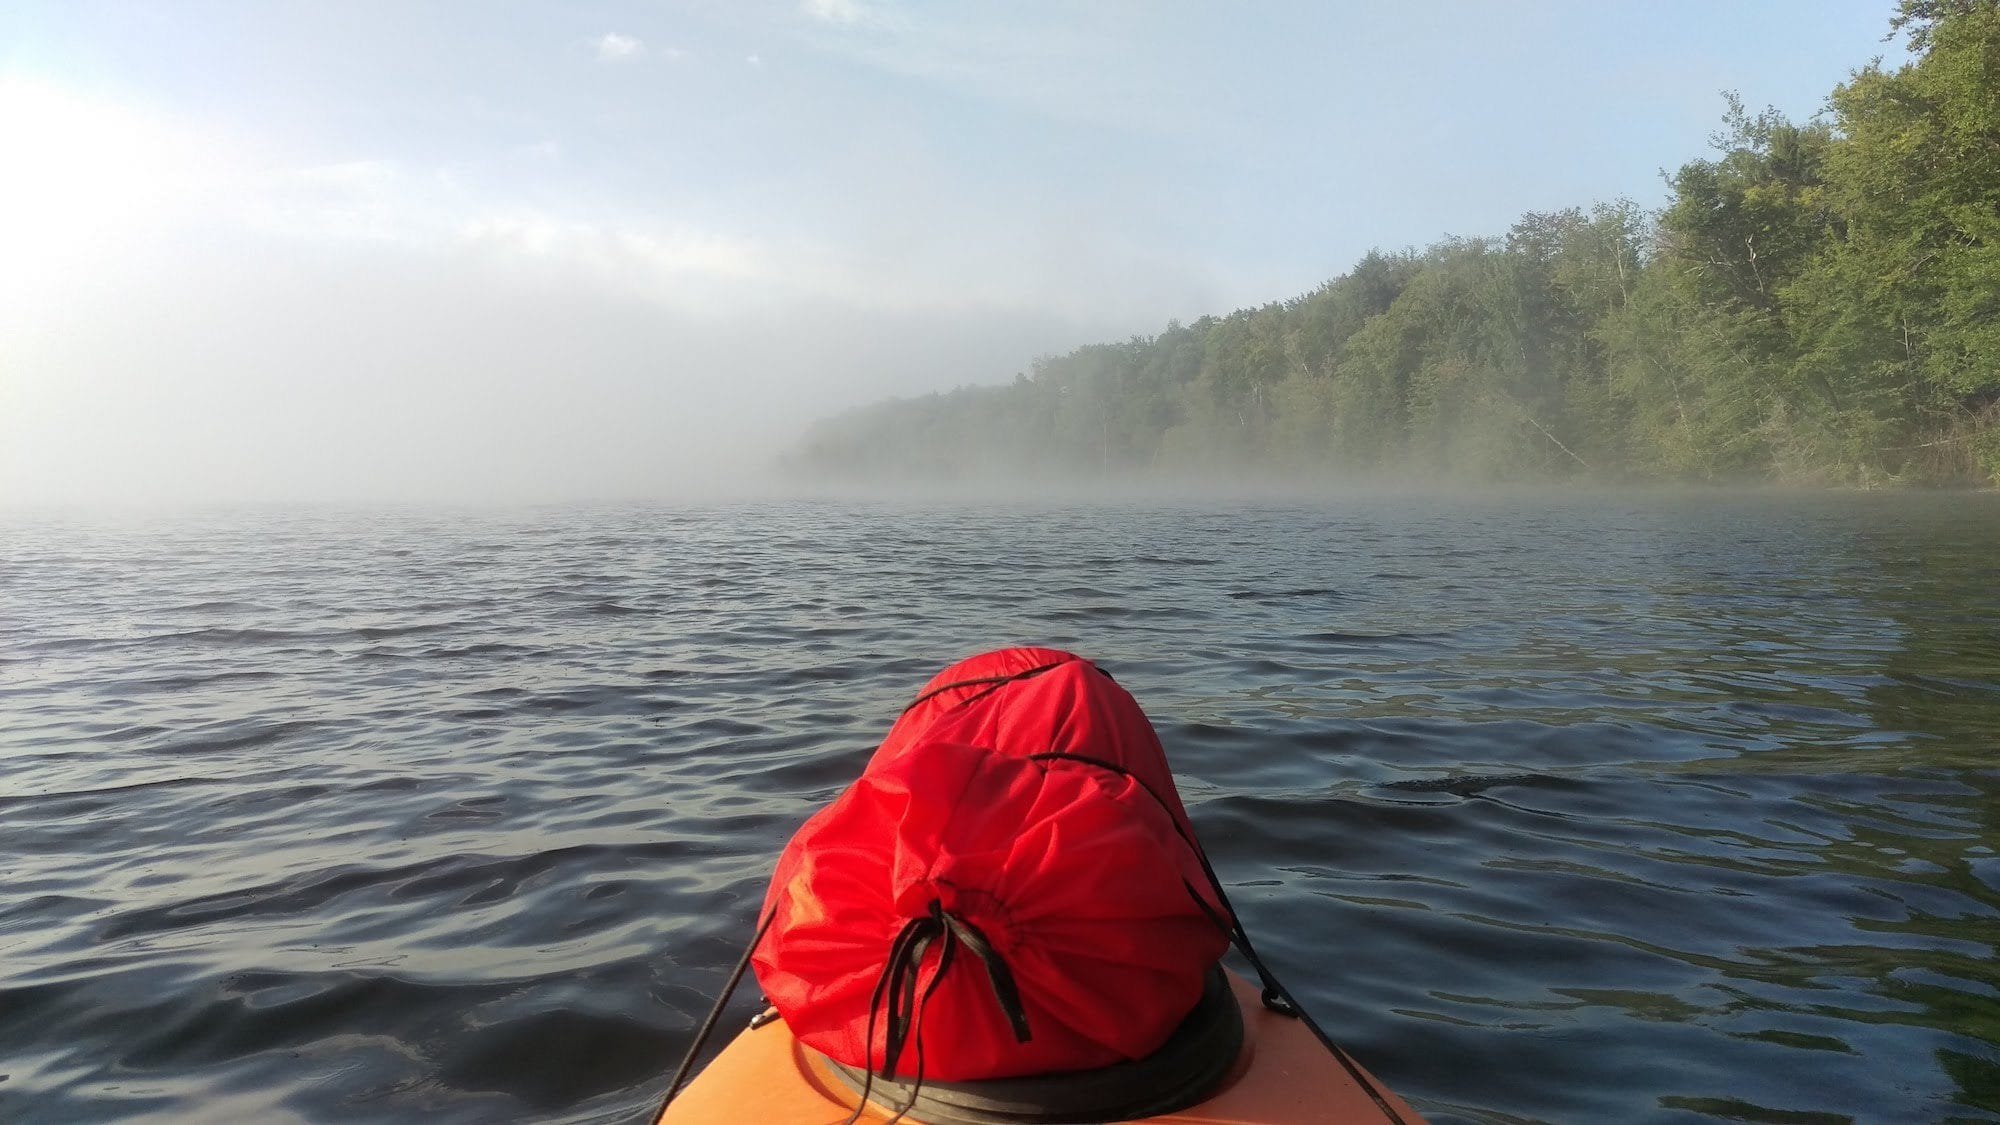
[4,493,1998,1124]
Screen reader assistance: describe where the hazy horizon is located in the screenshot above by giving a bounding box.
[3,1,1908,505]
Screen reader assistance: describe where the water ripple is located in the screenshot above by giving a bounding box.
[2,494,1997,1123]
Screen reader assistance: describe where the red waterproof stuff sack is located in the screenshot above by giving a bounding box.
[750,648,1228,1081]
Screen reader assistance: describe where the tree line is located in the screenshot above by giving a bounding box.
[788,1,2000,487]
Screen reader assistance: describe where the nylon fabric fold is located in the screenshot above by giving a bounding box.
[752,647,1228,1081]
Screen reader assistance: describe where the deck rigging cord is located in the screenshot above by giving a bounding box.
[655,662,1408,1124]
[1028,750,1409,1125]
[656,906,776,1115]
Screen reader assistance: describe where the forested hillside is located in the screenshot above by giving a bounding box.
[788,1,2000,487]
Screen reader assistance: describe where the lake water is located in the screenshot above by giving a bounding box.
[3,492,1997,1123]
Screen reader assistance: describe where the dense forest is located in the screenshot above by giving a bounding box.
[788,1,2000,487]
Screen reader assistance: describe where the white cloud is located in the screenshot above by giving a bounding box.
[240,158,776,309]
[593,32,644,62]
[787,9,1206,139]
[745,53,763,66]
[802,0,869,26]
[249,159,432,243]
[458,212,768,302]
[0,78,1191,331]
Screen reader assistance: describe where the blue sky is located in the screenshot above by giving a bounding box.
[1,1,1909,501]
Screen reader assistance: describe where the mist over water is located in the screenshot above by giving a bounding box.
[6,6,1995,1124]
[3,491,1996,1123]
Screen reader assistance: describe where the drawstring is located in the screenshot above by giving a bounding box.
[1028,751,1410,1125]
[841,899,1034,1125]
[936,908,1033,1043]
[842,915,928,1125]
[656,899,1034,1125]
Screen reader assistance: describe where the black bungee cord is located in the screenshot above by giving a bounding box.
[654,896,1032,1125]
[836,900,1032,1125]
[656,661,1064,1120]
[653,907,776,1120]
[1028,750,1411,1125]
[656,662,1409,1125]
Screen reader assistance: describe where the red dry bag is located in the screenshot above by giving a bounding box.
[751,649,1228,1081]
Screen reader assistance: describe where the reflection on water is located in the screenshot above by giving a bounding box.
[1,492,1996,1123]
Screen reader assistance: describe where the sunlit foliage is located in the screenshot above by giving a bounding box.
[792,2,2000,487]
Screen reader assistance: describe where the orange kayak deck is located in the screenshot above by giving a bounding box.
[660,973,1424,1124]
